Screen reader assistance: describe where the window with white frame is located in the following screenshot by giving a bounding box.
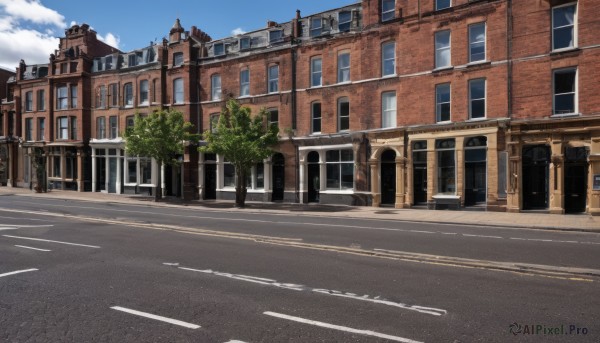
[25,91,33,111]
[173,52,184,66]
[552,4,576,51]
[214,43,225,56]
[337,52,350,83]
[436,139,455,194]
[173,78,184,104]
[381,0,395,22]
[311,102,321,134]
[70,85,77,108]
[139,80,149,105]
[109,116,118,139]
[38,118,45,141]
[57,116,68,139]
[269,30,283,44]
[37,90,45,111]
[310,17,322,37]
[140,158,152,184]
[240,37,251,50]
[553,68,577,115]
[311,57,322,87]
[268,109,278,130]
[469,78,486,119]
[240,69,250,96]
[436,0,451,11]
[109,83,118,107]
[268,65,279,93]
[469,22,486,62]
[436,83,451,122]
[338,97,350,131]
[326,149,354,190]
[126,115,136,129]
[25,118,33,141]
[382,42,396,76]
[382,92,396,128]
[70,117,77,140]
[223,162,235,187]
[97,85,106,108]
[245,163,265,190]
[127,157,137,184]
[124,83,133,107]
[338,11,352,32]
[435,30,451,69]
[210,113,220,133]
[96,117,106,139]
[211,74,222,101]
[56,85,68,109]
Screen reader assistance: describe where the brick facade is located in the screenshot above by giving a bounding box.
[2,0,600,214]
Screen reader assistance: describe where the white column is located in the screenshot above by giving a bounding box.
[91,148,96,192]
[198,153,204,198]
[104,155,109,192]
[319,152,326,193]
[116,148,122,194]
[264,159,271,192]
[161,163,166,196]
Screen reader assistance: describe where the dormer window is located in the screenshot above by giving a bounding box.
[240,37,251,50]
[105,56,113,70]
[128,54,137,67]
[214,43,225,56]
[269,30,283,44]
[310,17,323,37]
[94,58,103,72]
[338,11,352,32]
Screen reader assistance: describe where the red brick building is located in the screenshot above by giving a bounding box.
[2,0,599,215]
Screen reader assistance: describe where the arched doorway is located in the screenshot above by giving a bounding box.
[564,147,588,213]
[272,153,285,201]
[307,151,320,203]
[522,145,550,210]
[380,150,396,205]
[464,136,487,206]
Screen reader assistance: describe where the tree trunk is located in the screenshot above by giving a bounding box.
[235,167,247,208]
[155,161,162,202]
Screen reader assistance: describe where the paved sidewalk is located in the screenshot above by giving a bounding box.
[1,187,598,232]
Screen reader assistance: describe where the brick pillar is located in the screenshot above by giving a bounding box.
[369,159,379,207]
[395,156,406,208]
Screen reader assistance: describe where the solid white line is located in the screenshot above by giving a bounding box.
[110,306,200,329]
[0,268,38,278]
[2,235,100,248]
[263,311,422,343]
[410,230,435,234]
[224,341,248,343]
[0,227,18,231]
[15,245,51,252]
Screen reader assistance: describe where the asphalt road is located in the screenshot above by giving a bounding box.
[0,195,599,342]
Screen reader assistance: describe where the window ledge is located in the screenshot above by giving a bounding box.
[432,194,459,199]
[551,112,581,118]
[320,190,354,195]
[432,66,454,73]
[467,117,487,122]
[436,120,452,124]
[309,85,323,89]
[466,60,490,67]
[381,74,397,79]
[139,183,155,187]
[550,47,580,56]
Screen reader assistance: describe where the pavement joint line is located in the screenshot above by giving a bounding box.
[263,311,423,343]
[110,306,200,329]
[0,268,38,278]
[1,207,597,282]
[14,245,51,252]
[8,195,600,233]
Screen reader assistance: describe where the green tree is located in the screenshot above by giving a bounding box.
[201,99,279,208]
[124,108,198,202]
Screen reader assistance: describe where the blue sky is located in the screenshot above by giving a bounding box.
[0,0,358,70]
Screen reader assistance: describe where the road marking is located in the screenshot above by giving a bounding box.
[110,306,200,329]
[0,268,38,278]
[409,230,435,234]
[263,311,423,343]
[174,265,446,316]
[15,245,51,252]
[2,235,100,248]
[462,234,502,239]
[0,227,18,231]
[224,341,247,343]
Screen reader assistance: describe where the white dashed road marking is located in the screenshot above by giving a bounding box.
[110,306,200,329]
[0,268,38,278]
[263,311,423,343]
[2,235,100,249]
[15,245,51,252]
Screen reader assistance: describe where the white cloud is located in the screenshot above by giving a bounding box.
[97,32,120,49]
[0,0,65,28]
[0,28,58,69]
[231,27,246,36]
